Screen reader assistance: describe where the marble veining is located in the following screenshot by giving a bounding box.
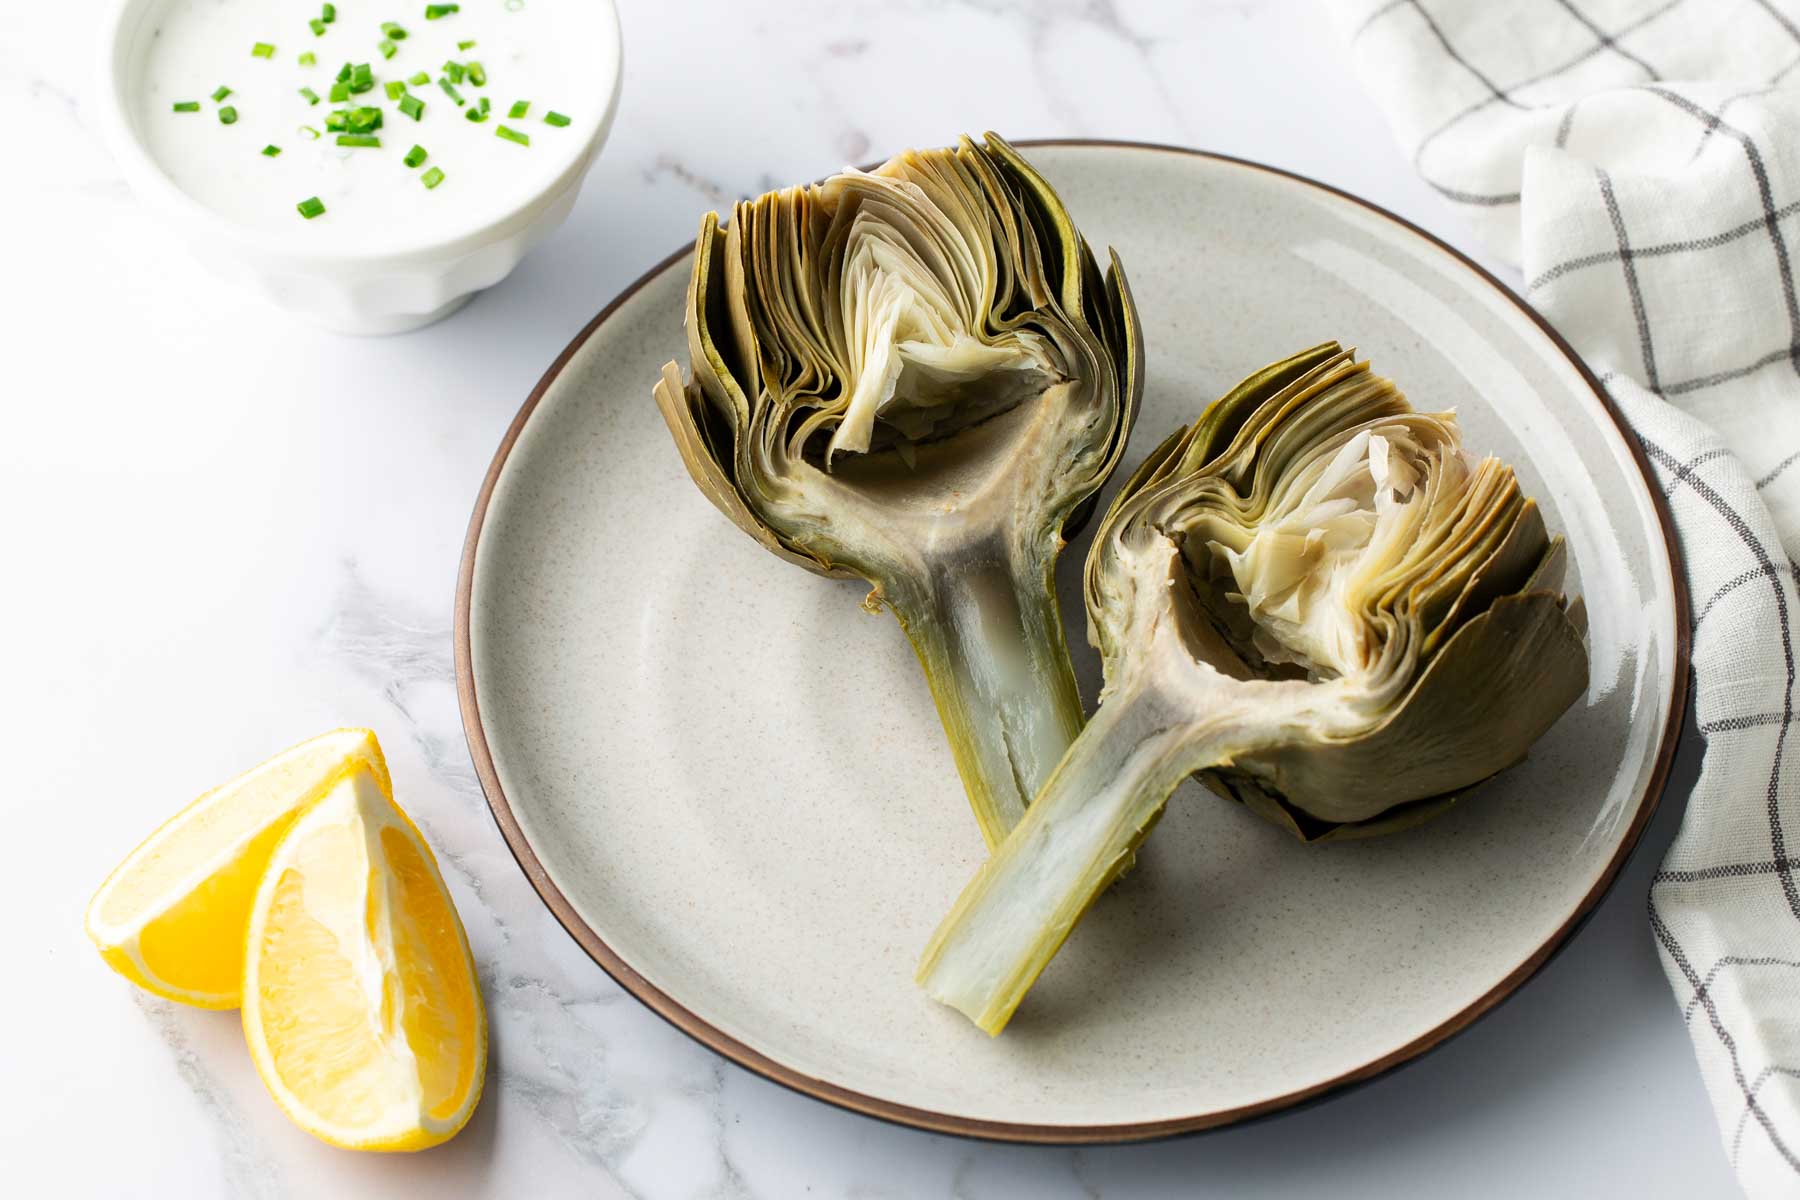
[134,993,288,1200]
[2,0,1735,1196]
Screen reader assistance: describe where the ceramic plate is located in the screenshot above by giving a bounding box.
[456,142,1688,1141]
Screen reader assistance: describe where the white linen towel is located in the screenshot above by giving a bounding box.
[1333,1,1800,1193]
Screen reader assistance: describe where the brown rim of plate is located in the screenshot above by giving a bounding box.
[453,138,1693,1145]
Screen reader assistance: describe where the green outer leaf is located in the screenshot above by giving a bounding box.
[1173,341,1347,477]
[1225,589,1587,828]
[652,217,838,579]
[1205,769,1463,843]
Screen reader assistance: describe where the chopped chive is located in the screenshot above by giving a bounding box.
[298,124,321,139]
[336,61,351,81]
[465,96,489,122]
[457,39,476,50]
[378,39,397,59]
[172,100,200,112]
[403,144,427,167]
[349,62,374,92]
[299,51,316,66]
[382,22,408,39]
[384,80,406,100]
[325,109,348,131]
[543,110,571,127]
[495,124,529,147]
[252,42,276,59]
[398,92,425,120]
[421,166,445,188]
[507,99,529,118]
[438,78,464,105]
[466,61,486,87]
[212,85,232,101]
[328,81,349,102]
[261,144,281,157]
[309,18,326,35]
[297,196,326,219]
[300,86,320,105]
[218,105,239,124]
[336,134,381,148]
[408,70,431,86]
[425,4,460,18]
[442,60,465,83]
[322,3,336,23]
[346,106,383,132]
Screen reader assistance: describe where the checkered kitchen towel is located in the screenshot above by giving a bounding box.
[1333,0,1800,1192]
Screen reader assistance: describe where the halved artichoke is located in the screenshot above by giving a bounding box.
[654,134,1142,848]
[916,343,1589,1034]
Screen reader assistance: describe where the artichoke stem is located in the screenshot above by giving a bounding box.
[891,547,1086,850]
[915,667,1218,1034]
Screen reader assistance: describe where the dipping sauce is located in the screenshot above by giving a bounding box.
[134,0,610,245]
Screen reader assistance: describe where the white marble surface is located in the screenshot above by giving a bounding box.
[2,1,1730,1195]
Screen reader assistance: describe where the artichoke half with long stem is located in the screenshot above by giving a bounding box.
[654,134,1143,848]
[916,343,1590,1034]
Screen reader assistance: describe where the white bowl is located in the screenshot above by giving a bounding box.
[96,0,622,335]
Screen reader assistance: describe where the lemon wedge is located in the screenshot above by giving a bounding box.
[85,728,391,1009]
[241,763,486,1151]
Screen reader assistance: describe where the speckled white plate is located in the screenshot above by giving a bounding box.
[456,142,1688,1141]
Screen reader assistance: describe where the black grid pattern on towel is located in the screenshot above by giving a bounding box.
[1355,0,1800,211]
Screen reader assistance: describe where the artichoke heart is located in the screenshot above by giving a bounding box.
[654,134,1143,849]
[917,343,1589,1034]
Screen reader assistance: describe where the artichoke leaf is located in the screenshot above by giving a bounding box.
[1228,589,1586,827]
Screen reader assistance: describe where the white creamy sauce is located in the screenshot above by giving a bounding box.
[134,0,606,242]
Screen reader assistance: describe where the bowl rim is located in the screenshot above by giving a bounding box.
[95,0,623,266]
[453,138,1693,1144]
